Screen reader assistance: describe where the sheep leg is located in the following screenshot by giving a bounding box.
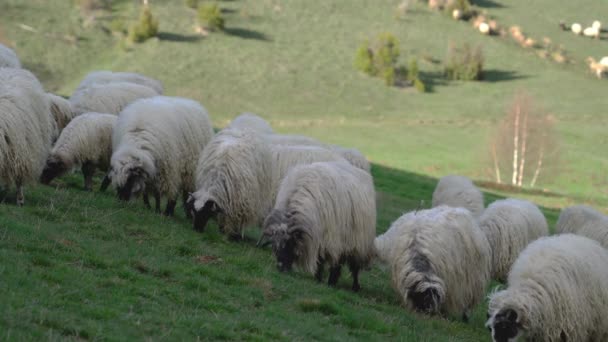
[81,162,95,191]
[462,311,470,323]
[99,174,111,192]
[348,259,361,292]
[315,258,325,282]
[143,191,152,209]
[164,199,176,216]
[327,265,342,287]
[182,191,192,220]
[154,190,161,214]
[15,181,24,206]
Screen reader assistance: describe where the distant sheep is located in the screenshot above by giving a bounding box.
[188,129,347,237]
[487,234,608,342]
[0,68,54,205]
[110,96,214,216]
[70,82,158,116]
[40,113,116,191]
[260,161,376,291]
[431,175,484,217]
[227,113,274,134]
[571,23,582,35]
[478,198,548,281]
[555,205,608,248]
[46,93,74,140]
[375,206,492,320]
[75,70,163,94]
[0,43,21,68]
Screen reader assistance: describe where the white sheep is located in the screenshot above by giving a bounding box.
[227,113,274,134]
[478,198,548,281]
[188,129,348,238]
[592,20,601,30]
[46,93,74,140]
[375,206,492,321]
[0,43,21,68]
[479,22,491,35]
[571,23,582,35]
[583,26,600,38]
[70,82,159,116]
[486,234,608,342]
[259,161,376,291]
[40,112,116,191]
[431,175,484,217]
[110,96,214,216]
[0,68,54,205]
[555,205,608,248]
[75,70,163,94]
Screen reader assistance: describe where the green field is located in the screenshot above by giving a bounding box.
[1,0,606,340]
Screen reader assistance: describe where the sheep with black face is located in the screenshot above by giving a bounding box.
[375,206,491,320]
[487,234,608,342]
[259,161,376,291]
[110,96,214,216]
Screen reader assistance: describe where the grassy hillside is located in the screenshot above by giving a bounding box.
[0,0,604,340]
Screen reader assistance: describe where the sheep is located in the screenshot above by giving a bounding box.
[592,20,601,31]
[486,234,608,342]
[479,22,491,35]
[0,68,54,205]
[478,198,549,281]
[70,82,158,116]
[40,112,116,191]
[110,96,214,216]
[46,93,74,139]
[259,161,376,291]
[555,205,608,248]
[571,23,582,35]
[227,113,274,134]
[75,70,163,94]
[375,206,491,321]
[329,146,371,173]
[583,26,600,38]
[585,57,607,79]
[0,43,20,69]
[187,129,348,238]
[431,175,484,218]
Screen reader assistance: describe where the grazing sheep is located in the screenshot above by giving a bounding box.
[478,198,549,281]
[555,205,608,248]
[0,43,20,68]
[586,57,608,79]
[583,26,600,38]
[75,70,163,94]
[110,96,214,216]
[0,68,54,205]
[46,93,74,139]
[486,234,608,342]
[259,161,376,291]
[431,175,484,217]
[69,82,158,116]
[479,22,491,35]
[328,146,371,173]
[40,113,116,191]
[571,23,582,35]
[227,113,274,134]
[188,129,347,237]
[376,206,491,320]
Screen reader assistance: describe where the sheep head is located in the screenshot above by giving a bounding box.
[110,148,155,201]
[40,154,70,185]
[260,210,309,273]
[407,281,444,315]
[486,308,522,342]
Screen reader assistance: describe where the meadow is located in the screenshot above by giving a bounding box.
[0,0,606,340]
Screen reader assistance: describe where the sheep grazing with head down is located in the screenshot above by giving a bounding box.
[69,82,159,116]
[0,68,54,205]
[46,93,74,140]
[487,234,608,342]
[432,175,484,217]
[227,112,274,134]
[110,96,214,216]
[555,205,608,248]
[40,112,116,191]
[374,206,491,321]
[75,70,164,94]
[187,129,348,238]
[0,43,21,68]
[478,198,548,281]
[259,161,376,291]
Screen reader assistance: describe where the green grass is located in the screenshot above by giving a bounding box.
[0,0,605,340]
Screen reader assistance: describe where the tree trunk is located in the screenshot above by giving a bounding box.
[530,144,544,187]
[517,109,528,187]
[492,142,501,184]
[511,103,521,185]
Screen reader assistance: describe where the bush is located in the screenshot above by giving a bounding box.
[185,0,198,9]
[445,0,472,18]
[444,42,484,81]
[354,33,400,86]
[354,41,374,75]
[413,78,426,92]
[128,6,159,43]
[198,3,225,31]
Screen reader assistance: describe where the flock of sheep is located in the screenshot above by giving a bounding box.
[2,42,608,341]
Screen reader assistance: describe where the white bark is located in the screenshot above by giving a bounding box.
[517,109,528,187]
[530,144,544,187]
[492,143,501,184]
[511,103,521,185]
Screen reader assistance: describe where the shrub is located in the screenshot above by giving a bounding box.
[444,42,484,81]
[354,41,374,75]
[354,33,400,86]
[413,78,426,92]
[198,3,225,31]
[445,0,472,18]
[185,0,198,9]
[128,5,159,43]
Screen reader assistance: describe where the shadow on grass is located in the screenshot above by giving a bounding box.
[470,0,505,8]
[157,32,203,43]
[482,69,528,83]
[221,8,237,14]
[418,71,450,93]
[224,27,271,41]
